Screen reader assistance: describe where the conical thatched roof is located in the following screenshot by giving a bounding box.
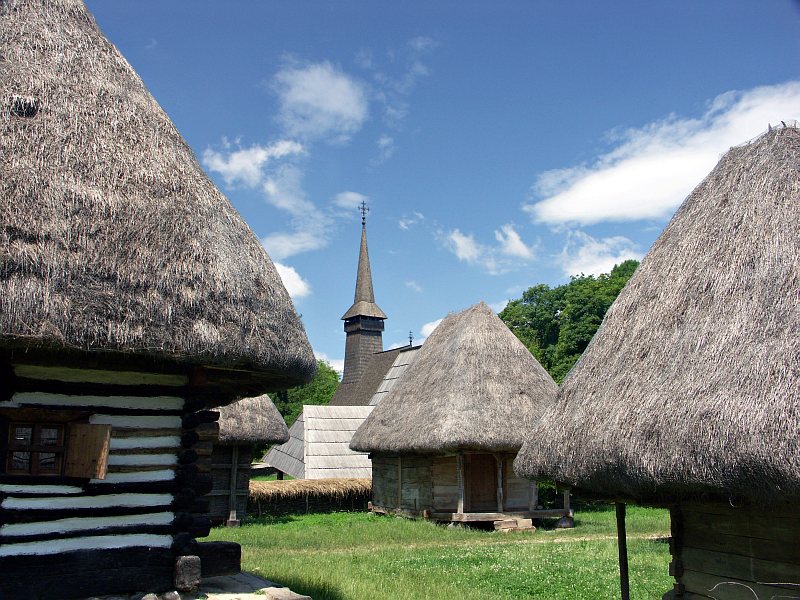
[515,126,800,505]
[216,395,289,446]
[351,302,558,453]
[0,0,315,392]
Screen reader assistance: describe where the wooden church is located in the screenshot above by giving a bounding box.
[515,125,800,599]
[0,0,315,597]
[265,207,420,480]
[351,302,571,530]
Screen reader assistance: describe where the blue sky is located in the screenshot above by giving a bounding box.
[85,1,800,373]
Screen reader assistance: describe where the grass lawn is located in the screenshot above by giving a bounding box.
[207,505,671,599]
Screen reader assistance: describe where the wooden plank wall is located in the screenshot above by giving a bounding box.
[0,363,218,599]
[371,455,399,509]
[668,502,800,600]
[371,454,432,513]
[432,455,458,511]
[208,445,253,523]
[400,455,432,511]
[503,455,531,511]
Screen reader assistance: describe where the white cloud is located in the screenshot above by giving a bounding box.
[398,212,424,230]
[273,61,368,143]
[420,318,443,342]
[444,226,535,275]
[405,280,423,293]
[375,135,395,163]
[489,300,508,313]
[203,140,304,188]
[332,191,368,212]
[560,231,643,277]
[264,231,325,261]
[494,224,535,259]
[526,81,800,226]
[447,229,483,263]
[274,262,311,299]
[314,351,344,378]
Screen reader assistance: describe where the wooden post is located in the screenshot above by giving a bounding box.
[397,455,402,510]
[616,502,630,600]
[226,445,239,527]
[456,452,465,514]
[276,471,284,481]
[529,480,538,512]
[563,487,571,512]
[495,454,504,513]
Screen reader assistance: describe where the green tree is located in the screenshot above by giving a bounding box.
[272,360,340,427]
[499,260,638,383]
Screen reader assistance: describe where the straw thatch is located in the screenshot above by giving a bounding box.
[515,125,800,505]
[216,394,289,445]
[0,0,315,389]
[249,477,372,502]
[351,302,558,453]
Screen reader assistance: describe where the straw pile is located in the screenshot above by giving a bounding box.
[250,478,372,502]
[515,126,800,504]
[0,0,315,388]
[351,302,557,453]
[216,394,289,445]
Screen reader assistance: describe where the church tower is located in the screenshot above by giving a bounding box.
[340,202,387,386]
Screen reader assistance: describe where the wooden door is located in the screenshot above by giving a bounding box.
[466,453,497,512]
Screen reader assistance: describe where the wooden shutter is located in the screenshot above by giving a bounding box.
[65,423,111,479]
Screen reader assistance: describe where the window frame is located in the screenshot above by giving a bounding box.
[6,422,67,476]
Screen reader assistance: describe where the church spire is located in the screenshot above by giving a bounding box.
[340,203,386,385]
[342,201,387,321]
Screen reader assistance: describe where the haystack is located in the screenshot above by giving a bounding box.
[0,1,314,597]
[351,302,567,528]
[210,396,289,525]
[515,125,800,598]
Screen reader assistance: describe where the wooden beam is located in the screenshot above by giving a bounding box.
[616,502,630,600]
[456,452,464,514]
[529,480,538,511]
[563,487,571,512]
[397,455,402,510]
[495,454,503,513]
[226,445,239,527]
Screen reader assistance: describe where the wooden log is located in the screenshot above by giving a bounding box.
[495,454,504,513]
[616,503,630,600]
[194,422,220,442]
[197,541,241,577]
[0,547,174,600]
[456,452,465,515]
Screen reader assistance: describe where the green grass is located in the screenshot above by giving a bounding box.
[250,473,294,482]
[207,506,671,600]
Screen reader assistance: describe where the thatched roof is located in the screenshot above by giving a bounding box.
[515,125,800,505]
[0,0,315,393]
[351,302,558,453]
[341,222,386,320]
[216,394,289,445]
[249,478,371,503]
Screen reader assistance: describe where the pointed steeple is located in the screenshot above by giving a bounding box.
[339,202,387,385]
[342,206,387,320]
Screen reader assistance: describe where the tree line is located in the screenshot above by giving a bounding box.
[499,260,638,383]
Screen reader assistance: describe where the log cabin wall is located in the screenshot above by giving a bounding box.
[370,454,432,516]
[666,502,800,600]
[502,455,532,511]
[432,455,458,511]
[0,363,217,599]
[208,445,253,524]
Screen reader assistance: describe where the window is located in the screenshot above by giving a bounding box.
[0,412,111,479]
[7,423,66,475]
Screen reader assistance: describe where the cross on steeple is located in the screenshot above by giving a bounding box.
[359,200,369,225]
